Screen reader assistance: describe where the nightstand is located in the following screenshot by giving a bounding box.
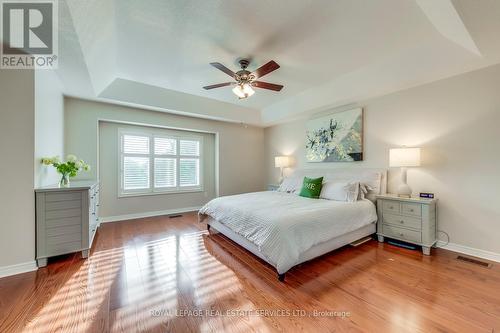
[376,194,438,255]
[267,184,280,191]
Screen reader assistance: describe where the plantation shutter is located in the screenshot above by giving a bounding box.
[179,140,200,156]
[179,139,200,187]
[122,135,150,190]
[153,137,176,188]
[120,130,202,195]
[154,158,176,188]
[154,137,176,155]
[179,158,199,186]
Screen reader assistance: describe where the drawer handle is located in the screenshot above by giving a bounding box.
[399,233,404,237]
[410,209,414,212]
[399,220,404,224]
[390,206,394,209]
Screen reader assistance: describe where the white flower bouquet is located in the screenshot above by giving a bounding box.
[41,154,91,187]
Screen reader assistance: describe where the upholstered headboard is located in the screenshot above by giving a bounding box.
[290,168,388,196]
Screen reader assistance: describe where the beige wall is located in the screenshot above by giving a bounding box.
[98,122,216,218]
[35,70,64,187]
[0,69,36,269]
[65,97,266,219]
[265,63,500,255]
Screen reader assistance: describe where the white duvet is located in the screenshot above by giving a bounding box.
[199,191,377,273]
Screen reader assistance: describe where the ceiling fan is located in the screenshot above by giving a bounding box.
[203,59,283,99]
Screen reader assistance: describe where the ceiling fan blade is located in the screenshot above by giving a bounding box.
[203,82,234,90]
[251,60,280,79]
[210,62,236,78]
[252,81,283,91]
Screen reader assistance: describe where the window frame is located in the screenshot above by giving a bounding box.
[118,128,204,197]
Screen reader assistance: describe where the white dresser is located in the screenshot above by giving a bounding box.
[376,194,438,255]
[35,181,100,267]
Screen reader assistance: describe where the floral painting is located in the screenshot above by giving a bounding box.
[306,108,363,162]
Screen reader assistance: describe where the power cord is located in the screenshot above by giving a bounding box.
[435,230,450,248]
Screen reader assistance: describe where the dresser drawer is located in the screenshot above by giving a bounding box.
[383,224,421,243]
[46,199,81,211]
[47,232,82,247]
[382,200,400,214]
[383,213,421,230]
[46,241,83,257]
[401,203,422,217]
[45,216,81,228]
[45,208,81,220]
[46,225,81,237]
[46,192,82,202]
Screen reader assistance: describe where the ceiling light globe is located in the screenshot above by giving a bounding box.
[232,85,246,98]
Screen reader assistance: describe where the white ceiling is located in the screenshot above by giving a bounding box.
[56,0,500,126]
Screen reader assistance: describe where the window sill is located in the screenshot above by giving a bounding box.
[118,188,204,198]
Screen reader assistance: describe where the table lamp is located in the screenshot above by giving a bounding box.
[389,147,421,197]
[274,156,290,184]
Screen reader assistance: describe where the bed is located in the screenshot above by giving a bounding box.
[199,168,387,281]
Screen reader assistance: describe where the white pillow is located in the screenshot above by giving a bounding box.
[320,181,359,202]
[361,172,382,196]
[277,177,302,194]
[357,183,373,200]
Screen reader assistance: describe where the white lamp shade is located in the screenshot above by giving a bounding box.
[274,156,290,168]
[389,148,421,167]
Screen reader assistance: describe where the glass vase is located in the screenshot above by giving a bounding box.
[59,173,70,187]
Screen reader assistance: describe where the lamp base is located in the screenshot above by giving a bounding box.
[278,167,284,184]
[397,183,412,198]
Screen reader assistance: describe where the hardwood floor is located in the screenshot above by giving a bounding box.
[1,212,499,333]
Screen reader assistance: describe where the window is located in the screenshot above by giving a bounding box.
[120,129,202,196]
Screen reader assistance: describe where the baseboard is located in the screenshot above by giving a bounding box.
[436,241,500,263]
[0,261,38,279]
[100,206,202,223]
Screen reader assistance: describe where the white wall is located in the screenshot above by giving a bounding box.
[265,63,500,256]
[0,69,36,272]
[35,70,64,187]
[98,122,216,219]
[65,97,266,219]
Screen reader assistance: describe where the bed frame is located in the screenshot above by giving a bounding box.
[206,168,387,282]
[207,218,376,281]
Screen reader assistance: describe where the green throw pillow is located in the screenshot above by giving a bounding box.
[299,177,323,199]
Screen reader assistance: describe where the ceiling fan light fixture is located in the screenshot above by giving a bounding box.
[232,83,254,99]
[205,59,282,97]
[242,83,255,96]
[232,85,245,98]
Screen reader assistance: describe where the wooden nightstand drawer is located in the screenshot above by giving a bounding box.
[383,224,422,243]
[383,213,421,230]
[401,203,422,217]
[382,200,400,214]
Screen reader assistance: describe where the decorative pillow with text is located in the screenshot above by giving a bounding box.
[299,177,324,199]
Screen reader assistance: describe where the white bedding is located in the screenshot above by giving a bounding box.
[199,191,377,274]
